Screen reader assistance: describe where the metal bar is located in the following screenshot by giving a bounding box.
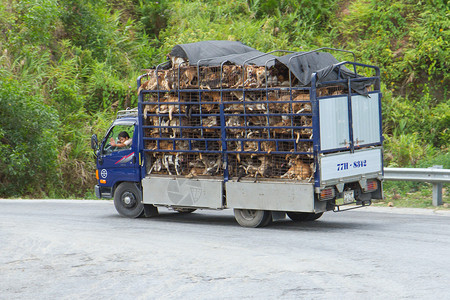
[310,76,320,189]
[333,200,371,212]
[384,166,449,207]
[347,78,354,153]
[383,167,450,183]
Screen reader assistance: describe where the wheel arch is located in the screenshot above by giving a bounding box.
[112,180,142,198]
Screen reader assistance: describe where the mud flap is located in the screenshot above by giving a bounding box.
[143,204,159,217]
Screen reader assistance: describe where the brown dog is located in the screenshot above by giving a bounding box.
[281,156,312,180]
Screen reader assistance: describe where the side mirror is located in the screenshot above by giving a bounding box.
[91,134,99,150]
[91,134,99,159]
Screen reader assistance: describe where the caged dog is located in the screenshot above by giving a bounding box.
[138,70,174,93]
[137,70,161,94]
[201,91,221,112]
[237,155,272,181]
[280,155,312,180]
[148,154,184,176]
[202,116,218,133]
[148,137,189,176]
[225,115,245,136]
[270,115,291,136]
[156,95,179,120]
[179,66,197,88]
[199,67,222,90]
[167,53,188,69]
[186,154,222,178]
[222,65,241,87]
[162,153,183,175]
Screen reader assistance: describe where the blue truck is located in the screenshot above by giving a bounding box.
[91,41,383,227]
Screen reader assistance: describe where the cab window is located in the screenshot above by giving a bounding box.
[103,125,134,154]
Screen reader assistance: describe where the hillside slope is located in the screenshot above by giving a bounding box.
[0,0,448,197]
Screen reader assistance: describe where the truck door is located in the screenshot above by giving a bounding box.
[316,90,383,190]
[97,123,140,187]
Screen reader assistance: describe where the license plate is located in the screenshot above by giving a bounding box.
[344,190,355,204]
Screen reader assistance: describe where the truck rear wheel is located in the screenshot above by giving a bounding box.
[287,212,323,222]
[114,182,144,218]
[234,209,272,228]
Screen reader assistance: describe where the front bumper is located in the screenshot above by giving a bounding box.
[95,185,112,199]
[95,185,101,199]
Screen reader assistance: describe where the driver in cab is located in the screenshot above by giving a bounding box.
[110,131,131,148]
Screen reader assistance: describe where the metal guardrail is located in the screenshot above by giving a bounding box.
[384,166,450,206]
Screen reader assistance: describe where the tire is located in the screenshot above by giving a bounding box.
[287,212,323,222]
[114,182,144,218]
[174,208,197,214]
[234,209,272,228]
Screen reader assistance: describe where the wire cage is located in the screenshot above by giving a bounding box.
[141,85,316,181]
[139,50,378,181]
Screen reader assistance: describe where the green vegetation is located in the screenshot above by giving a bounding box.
[0,0,448,202]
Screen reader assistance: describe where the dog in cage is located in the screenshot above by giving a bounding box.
[201,92,221,112]
[148,141,187,176]
[162,153,183,176]
[167,53,188,69]
[202,116,218,133]
[146,153,183,176]
[261,140,276,154]
[179,67,197,88]
[156,95,179,120]
[226,115,245,135]
[148,156,163,174]
[222,65,241,87]
[138,70,161,94]
[281,155,312,180]
[238,155,272,180]
[242,131,259,152]
[186,154,222,178]
[199,67,222,90]
[271,115,291,137]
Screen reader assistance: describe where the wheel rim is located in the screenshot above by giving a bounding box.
[239,209,257,220]
[121,191,137,209]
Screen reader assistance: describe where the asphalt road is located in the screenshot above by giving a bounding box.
[1,199,449,299]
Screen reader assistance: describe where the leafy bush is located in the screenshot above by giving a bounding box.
[0,78,59,197]
[384,133,435,167]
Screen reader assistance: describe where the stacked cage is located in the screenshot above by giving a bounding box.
[140,64,345,181]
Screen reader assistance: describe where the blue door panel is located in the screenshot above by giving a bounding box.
[96,123,140,188]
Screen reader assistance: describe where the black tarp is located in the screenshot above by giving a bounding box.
[170,41,374,94]
[169,40,277,66]
[275,52,348,86]
[275,52,375,94]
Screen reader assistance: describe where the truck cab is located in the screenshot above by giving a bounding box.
[92,109,140,199]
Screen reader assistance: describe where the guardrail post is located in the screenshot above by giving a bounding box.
[431,165,443,206]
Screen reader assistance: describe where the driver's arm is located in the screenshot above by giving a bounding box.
[110,137,130,148]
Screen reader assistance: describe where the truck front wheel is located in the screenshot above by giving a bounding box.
[234,209,272,228]
[114,182,144,218]
[287,212,323,222]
